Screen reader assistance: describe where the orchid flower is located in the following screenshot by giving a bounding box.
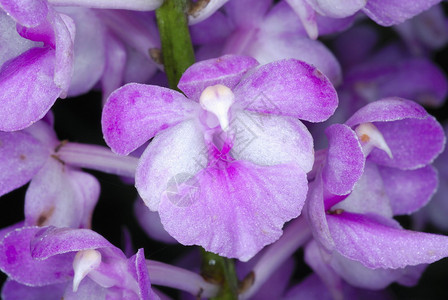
[102,54,338,261]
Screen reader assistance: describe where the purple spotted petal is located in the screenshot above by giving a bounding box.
[0,131,48,197]
[234,59,338,122]
[333,162,393,218]
[322,124,364,195]
[178,55,259,100]
[370,116,445,170]
[30,227,116,260]
[2,280,67,300]
[0,47,61,131]
[102,83,198,155]
[229,111,314,173]
[344,97,427,128]
[135,120,206,211]
[378,165,438,215]
[362,0,441,26]
[0,227,74,286]
[159,161,307,261]
[327,212,448,269]
[0,0,48,27]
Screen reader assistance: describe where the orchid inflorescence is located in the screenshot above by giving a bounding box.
[1,0,448,299]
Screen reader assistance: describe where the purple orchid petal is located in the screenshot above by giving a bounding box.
[30,227,117,260]
[344,97,428,128]
[159,161,307,261]
[0,226,74,285]
[234,59,338,122]
[134,199,177,244]
[190,11,232,45]
[333,162,393,218]
[101,33,126,103]
[229,111,314,173]
[284,274,337,300]
[136,120,206,211]
[330,251,426,290]
[69,170,101,229]
[178,55,259,100]
[225,0,272,27]
[378,165,438,216]
[304,175,335,251]
[0,47,61,131]
[362,0,442,26]
[57,7,106,97]
[2,280,67,300]
[327,212,448,269]
[285,0,318,39]
[63,277,106,300]
[0,0,48,27]
[129,249,159,300]
[247,34,342,85]
[322,124,364,195]
[188,0,229,25]
[369,115,445,170]
[306,0,365,18]
[25,159,84,228]
[102,83,198,155]
[0,131,48,197]
[48,0,163,11]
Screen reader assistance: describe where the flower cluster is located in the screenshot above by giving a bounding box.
[0,0,448,299]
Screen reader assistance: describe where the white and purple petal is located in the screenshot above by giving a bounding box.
[102,83,198,155]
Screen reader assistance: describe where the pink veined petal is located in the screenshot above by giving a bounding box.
[224,0,272,28]
[234,58,338,122]
[0,226,74,286]
[102,83,198,155]
[178,55,259,101]
[369,116,445,170]
[0,0,48,27]
[333,162,393,218]
[30,227,117,260]
[57,7,106,97]
[329,251,426,290]
[304,174,335,251]
[1,280,67,300]
[322,124,364,195]
[135,120,206,211]
[24,159,84,228]
[159,161,308,261]
[228,110,314,173]
[48,0,163,11]
[188,0,229,25]
[327,212,448,269]
[344,97,428,128]
[0,131,48,197]
[305,0,366,18]
[0,47,61,131]
[378,165,438,216]
[362,0,441,26]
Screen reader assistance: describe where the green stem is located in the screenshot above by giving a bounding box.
[201,249,239,300]
[155,0,195,89]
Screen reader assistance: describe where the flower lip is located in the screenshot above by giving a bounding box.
[199,84,235,131]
